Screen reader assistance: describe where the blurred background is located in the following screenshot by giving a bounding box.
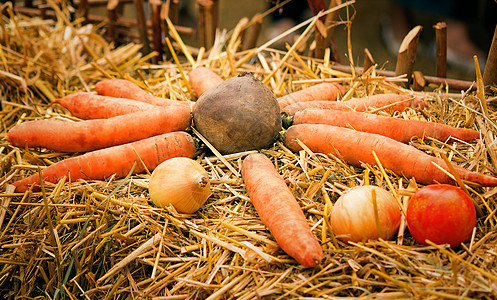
[8,0,496,81]
[179,0,496,81]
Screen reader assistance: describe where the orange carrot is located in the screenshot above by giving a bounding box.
[242,153,323,267]
[53,92,158,119]
[292,109,482,143]
[284,124,497,187]
[7,106,191,152]
[188,67,224,98]
[95,79,190,108]
[12,131,196,192]
[277,82,345,110]
[282,93,428,115]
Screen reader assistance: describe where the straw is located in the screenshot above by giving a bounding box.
[1,2,497,299]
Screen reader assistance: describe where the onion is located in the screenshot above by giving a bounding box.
[149,157,211,213]
[330,185,401,243]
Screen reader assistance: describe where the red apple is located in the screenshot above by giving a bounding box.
[406,184,476,247]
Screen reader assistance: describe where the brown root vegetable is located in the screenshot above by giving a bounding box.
[192,73,282,154]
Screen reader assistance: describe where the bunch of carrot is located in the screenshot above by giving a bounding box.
[275,81,496,187]
[13,132,196,192]
[7,75,212,192]
[8,68,226,192]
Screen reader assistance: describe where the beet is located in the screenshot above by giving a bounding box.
[192,73,282,154]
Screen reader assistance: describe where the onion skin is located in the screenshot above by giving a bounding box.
[330,185,402,243]
[406,184,476,247]
[149,157,211,213]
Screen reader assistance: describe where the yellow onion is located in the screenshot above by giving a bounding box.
[330,185,401,243]
[149,157,211,213]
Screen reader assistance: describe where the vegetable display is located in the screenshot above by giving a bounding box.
[330,185,402,243]
[12,131,196,192]
[406,184,477,247]
[149,157,211,214]
[242,153,323,267]
[284,124,497,187]
[6,65,495,270]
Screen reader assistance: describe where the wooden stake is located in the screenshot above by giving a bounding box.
[483,25,497,87]
[325,0,342,62]
[395,25,422,87]
[150,0,163,62]
[106,0,119,42]
[211,0,219,41]
[313,0,342,61]
[78,0,89,24]
[196,0,215,49]
[134,0,151,55]
[40,0,47,19]
[412,70,426,91]
[160,3,171,59]
[314,19,327,58]
[242,13,262,50]
[168,0,179,25]
[196,0,206,49]
[363,48,375,72]
[434,22,447,78]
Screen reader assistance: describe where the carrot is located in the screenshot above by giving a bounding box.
[95,79,190,108]
[7,106,191,152]
[12,131,196,192]
[292,109,482,143]
[277,82,345,110]
[241,153,323,267]
[282,93,428,116]
[53,92,159,119]
[188,67,224,98]
[284,124,497,187]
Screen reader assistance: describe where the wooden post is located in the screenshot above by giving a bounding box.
[211,0,219,41]
[395,25,422,87]
[434,22,447,78]
[313,0,341,61]
[412,71,426,91]
[196,0,215,49]
[78,0,89,24]
[39,0,47,19]
[168,0,179,25]
[196,0,206,49]
[150,0,163,62]
[363,48,375,72]
[483,25,497,87]
[106,0,119,42]
[160,2,171,59]
[242,13,262,50]
[134,0,151,55]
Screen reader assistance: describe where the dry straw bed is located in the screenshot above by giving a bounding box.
[1,1,497,299]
